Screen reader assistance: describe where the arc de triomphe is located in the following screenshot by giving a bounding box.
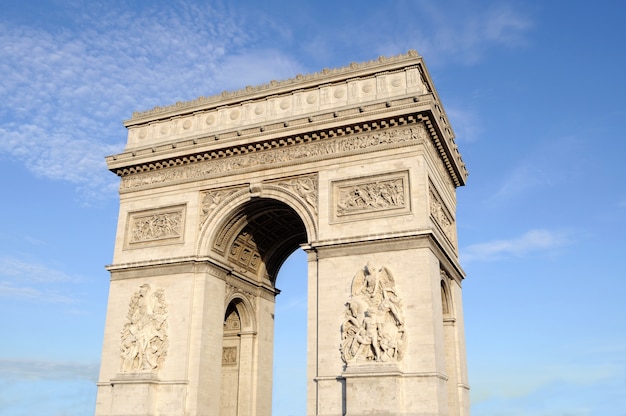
[95,50,470,416]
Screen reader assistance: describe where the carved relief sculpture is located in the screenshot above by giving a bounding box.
[120,284,169,373]
[273,174,318,215]
[337,178,405,216]
[222,347,238,365]
[200,187,242,228]
[129,207,184,244]
[341,264,406,364]
[120,125,428,190]
[429,186,456,247]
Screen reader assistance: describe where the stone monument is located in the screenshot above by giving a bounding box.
[95,50,470,416]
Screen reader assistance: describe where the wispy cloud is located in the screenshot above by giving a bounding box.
[0,257,80,283]
[461,229,571,262]
[489,162,553,202]
[0,3,300,200]
[371,2,534,66]
[0,281,77,304]
[0,359,98,382]
[446,106,482,142]
[0,257,83,303]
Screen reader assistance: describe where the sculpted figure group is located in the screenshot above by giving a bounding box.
[341,264,406,364]
[120,284,169,373]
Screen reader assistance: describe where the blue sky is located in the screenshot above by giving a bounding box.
[1,1,625,415]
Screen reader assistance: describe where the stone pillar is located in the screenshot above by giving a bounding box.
[254,294,276,416]
[186,264,227,416]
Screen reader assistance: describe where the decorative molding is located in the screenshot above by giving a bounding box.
[126,205,186,248]
[341,264,406,365]
[120,124,427,191]
[120,284,169,373]
[267,174,319,215]
[423,123,455,193]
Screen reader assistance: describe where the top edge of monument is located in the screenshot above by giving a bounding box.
[124,50,424,126]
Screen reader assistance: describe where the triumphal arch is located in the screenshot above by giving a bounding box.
[95,50,470,416]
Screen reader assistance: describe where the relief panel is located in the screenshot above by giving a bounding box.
[120,284,169,373]
[429,183,456,249]
[331,171,410,223]
[125,204,186,248]
[341,264,406,364]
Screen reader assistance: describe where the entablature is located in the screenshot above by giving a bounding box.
[107,51,467,188]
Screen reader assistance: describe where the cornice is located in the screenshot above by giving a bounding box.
[110,108,467,191]
[108,50,468,188]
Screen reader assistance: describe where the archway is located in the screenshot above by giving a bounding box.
[211,197,309,416]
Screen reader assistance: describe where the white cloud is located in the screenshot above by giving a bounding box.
[461,229,571,262]
[0,257,83,303]
[489,163,553,202]
[379,2,533,66]
[0,3,294,200]
[0,359,98,382]
[0,257,80,283]
[0,281,77,304]
[445,106,482,142]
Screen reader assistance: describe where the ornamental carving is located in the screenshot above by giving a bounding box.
[120,125,427,190]
[200,187,243,229]
[120,284,169,373]
[341,264,406,364]
[429,185,456,247]
[332,171,410,222]
[271,174,318,215]
[222,347,238,365]
[337,177,405,216]
[128,206,185,245]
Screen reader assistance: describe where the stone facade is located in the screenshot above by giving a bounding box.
[95,50,470,416]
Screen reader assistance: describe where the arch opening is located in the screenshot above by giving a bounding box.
[216,198,309,416]
[215,198,308,285]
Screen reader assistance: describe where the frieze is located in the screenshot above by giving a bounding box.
[120,284,169,373]
[121,124,427,191]
[341,264,406,364]
[126,205,186,247]
[332,171,410,222]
